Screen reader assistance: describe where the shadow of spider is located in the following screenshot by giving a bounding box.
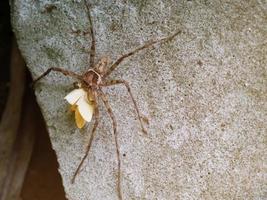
[33,0,181,199]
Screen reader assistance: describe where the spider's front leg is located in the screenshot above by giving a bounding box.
[32,67,81,86]
[102,80,148,134]
[98,89,122,200]
[71,94,100,184]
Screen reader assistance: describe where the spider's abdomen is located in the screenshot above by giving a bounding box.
[94,57,110,74]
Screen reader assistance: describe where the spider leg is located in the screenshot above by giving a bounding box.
[32,67,82,86]
[84,0,96,68]
[102,80,147,134]
[71,96,100,184]
[99,89,122,200]
[104,30,181,77]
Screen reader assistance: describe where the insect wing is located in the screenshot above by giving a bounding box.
[76,97,94,122]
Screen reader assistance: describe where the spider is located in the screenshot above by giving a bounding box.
[33,1,180,199]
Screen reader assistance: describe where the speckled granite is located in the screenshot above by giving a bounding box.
[11,0,266,199]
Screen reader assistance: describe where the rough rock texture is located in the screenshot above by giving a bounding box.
[11,0,266,199]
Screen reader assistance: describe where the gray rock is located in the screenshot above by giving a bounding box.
[11,0,266,199]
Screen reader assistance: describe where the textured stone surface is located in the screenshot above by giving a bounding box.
[11,0,266,199]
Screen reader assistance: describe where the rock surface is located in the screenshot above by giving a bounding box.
[11,0,266,199]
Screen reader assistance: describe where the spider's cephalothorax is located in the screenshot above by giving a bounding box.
[81,57,110,88]
[82,69,101,88]
[33,0,180,199]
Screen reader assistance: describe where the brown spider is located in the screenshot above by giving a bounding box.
[33,1,180,199]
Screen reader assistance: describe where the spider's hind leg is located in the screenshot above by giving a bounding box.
[104,30,181,77]
[83,0,96,68]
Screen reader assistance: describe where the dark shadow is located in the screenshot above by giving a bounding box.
[20,78,67,200]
